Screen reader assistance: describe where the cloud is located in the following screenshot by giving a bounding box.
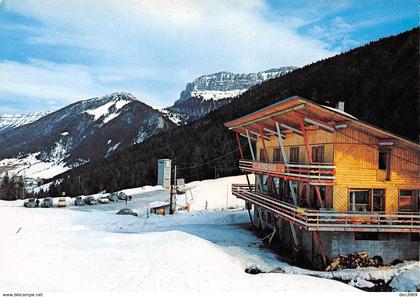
[3,0,335,69]
[0,0,357,113]
[0,58,182,112]
[0,59,96,102]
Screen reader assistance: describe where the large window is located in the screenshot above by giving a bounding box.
[289,147,299,163]
[272,148,283,163]
[349,189,386,212]
[399,190,419,212]
[312,146,324,163]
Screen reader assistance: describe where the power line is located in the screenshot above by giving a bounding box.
[336,129,420,166]
[177,147,239,170]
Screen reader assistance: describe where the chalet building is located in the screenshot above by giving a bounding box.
[225,96,419,267]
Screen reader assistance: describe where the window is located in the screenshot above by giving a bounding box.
[312,146,324,163]
[399,190,419,212]
[349,189,386,212]
[272,148,283,163]
[378,150,388,170]
[378,149,391,180]
[289,147,299,163]
[350,190,370,211]
[372,189,385,211]
[259,149,266,161]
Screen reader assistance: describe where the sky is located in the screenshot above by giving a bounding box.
[0,0,418,114]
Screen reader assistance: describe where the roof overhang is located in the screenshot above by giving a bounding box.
[224,95,420,152]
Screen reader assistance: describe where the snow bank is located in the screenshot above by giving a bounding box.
[390,266,420,292]
[283,260,420,292]
[180,174,250,211]
[120,185,164,196]
[0,204,356,292]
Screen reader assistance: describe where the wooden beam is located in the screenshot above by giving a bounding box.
[245,129,256,161]
[270,116,303,135]
[295,111,335,132]
[235,132,244,159]
[239,133,257,142]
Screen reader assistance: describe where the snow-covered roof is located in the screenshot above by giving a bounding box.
[322,105,357,119]
[149,201,170,208]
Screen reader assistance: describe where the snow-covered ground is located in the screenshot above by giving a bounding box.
[0,175,418,292]
[0,153,70,179]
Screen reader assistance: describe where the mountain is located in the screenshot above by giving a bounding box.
[0,92,176,179]
[53,28,419,197]
[163,67,296,124]
[0,111,50,134]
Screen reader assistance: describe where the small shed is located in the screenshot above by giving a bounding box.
[149,201,171,215]
[157,159,172,189]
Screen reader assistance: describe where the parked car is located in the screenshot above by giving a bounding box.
[108,193,118,202]
[84,196,97,205]
[98,195,109,204]
[23,198,37,208]
[41,197,53,208]
[117,192,128,200]
[57,197,67,207]
[116,208,138,217]
[75,196,85,206]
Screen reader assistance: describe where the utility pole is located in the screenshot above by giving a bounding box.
[169,162,176,215]
[174,164,177,213]
[23,169,26,200]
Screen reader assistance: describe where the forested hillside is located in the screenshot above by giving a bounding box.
[51,28,419,197]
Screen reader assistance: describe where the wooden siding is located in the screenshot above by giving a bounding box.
[333,126,419,213]
[251,124,419,214]
[255,129,334,163]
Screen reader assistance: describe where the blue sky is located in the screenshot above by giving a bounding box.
[0,0,418,114]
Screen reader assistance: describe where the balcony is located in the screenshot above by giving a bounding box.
[239,159,335,186]
[232,184,420,233]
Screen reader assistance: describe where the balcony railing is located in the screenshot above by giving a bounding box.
[239,159,335,185]
[232,184,420,233]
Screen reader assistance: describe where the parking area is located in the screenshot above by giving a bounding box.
[23,189,171,216]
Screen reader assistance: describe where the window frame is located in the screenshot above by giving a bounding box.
[349,188,386,212]
[289,147,300,163]
[312,145,325,163]
[272,147,283,163]
[398,189,419,213]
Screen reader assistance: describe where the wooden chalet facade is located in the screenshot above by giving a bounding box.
[225,96,419,266]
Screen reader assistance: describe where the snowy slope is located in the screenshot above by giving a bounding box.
[0,111,50,133]
[0,174,417,292]
[0,178,354,292]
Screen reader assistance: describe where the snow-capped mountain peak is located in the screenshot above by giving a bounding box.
[0,92,175,180]
[164,66,296,124]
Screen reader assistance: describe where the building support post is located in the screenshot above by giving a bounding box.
[275,121,298,247]
[298,116,326,267]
